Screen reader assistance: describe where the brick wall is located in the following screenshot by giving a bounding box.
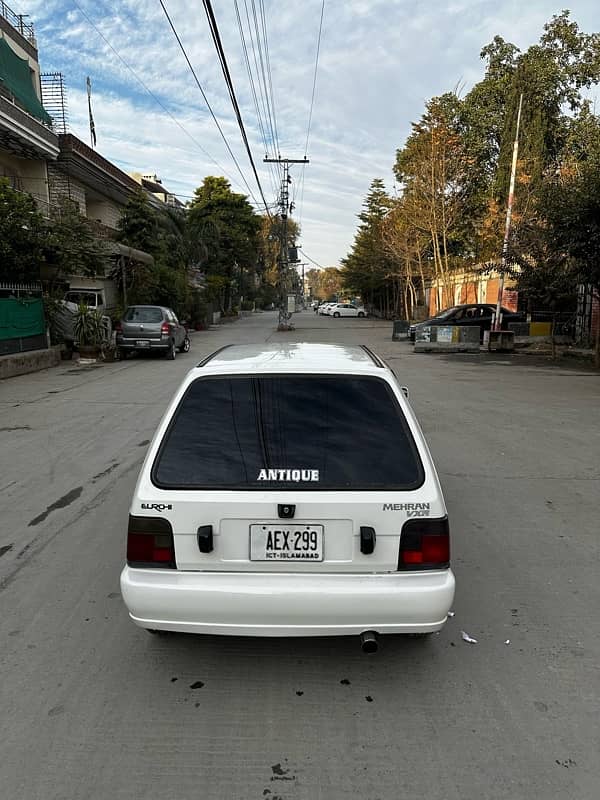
[486,279,499,304]
[460,283,478,304]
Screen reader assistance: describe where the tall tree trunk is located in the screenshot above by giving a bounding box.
[594,288,600,369]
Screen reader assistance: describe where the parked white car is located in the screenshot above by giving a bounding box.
[318,302,334,315]
[330,303,366,318]
[121,343,455,650]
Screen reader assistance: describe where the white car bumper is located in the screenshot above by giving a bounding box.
[120,566,456,636]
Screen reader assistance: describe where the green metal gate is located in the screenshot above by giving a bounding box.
[0,297,47,355]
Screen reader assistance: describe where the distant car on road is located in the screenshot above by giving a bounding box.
[116,305,190,360]
[62,290,105,314]
[330,303,366,318]
[120,342,455,647]
[409,304,523,342]
[318,302,335,315]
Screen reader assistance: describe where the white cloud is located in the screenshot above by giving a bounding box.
[19,0,600,265]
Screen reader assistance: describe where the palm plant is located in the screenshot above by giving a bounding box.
[73,303,104,347]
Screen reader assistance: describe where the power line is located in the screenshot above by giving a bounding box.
[243,0,281,191]
[68,0,245,191]
[242,0,280,184]
[157,0,259,205]
[300,249,326,269]
[233,0,279,197]
[257,0,280,158]
[201,0,272,216]
[304,0,325,157]
[298,163,307,225]
[299,1,325,226]
[242,1,276,157]
[233,1,269,154]
[173,191,278,209]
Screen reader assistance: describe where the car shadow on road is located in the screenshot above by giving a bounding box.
[141,629,449,671]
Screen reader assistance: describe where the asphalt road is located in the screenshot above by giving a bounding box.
[1,311,598,800]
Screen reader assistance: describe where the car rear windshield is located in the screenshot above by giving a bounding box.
[152,375,424,490]
[125,307,163,323]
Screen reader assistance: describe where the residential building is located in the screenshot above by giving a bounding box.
[130,171,184,208]
[49,133,153,238]
[45,131,155,302]
[0,1,58,207]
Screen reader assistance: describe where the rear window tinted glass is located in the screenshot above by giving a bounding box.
[153,376,424,490]
[125,307,163,323]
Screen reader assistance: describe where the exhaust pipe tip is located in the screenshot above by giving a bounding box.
[360,630,379,654]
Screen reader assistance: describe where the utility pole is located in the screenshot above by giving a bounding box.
[495,93,523,331]
[264,156,309,330]
[301,261,307,305]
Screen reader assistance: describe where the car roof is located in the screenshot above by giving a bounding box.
[437,304,510,311]
[444,304,489,309]
[195,343,386,375]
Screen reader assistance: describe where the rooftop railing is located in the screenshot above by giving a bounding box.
[0,1,35,44]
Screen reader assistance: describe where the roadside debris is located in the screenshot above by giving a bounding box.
[447,611,455,617]
[461,631,478,644]
[504,639,511,645]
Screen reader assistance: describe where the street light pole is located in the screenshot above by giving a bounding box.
[495,93,523,331]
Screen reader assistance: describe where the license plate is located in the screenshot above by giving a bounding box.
[136,340,150,347]
[250,524,324,561]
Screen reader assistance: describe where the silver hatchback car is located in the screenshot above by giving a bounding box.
[116,305,190,360]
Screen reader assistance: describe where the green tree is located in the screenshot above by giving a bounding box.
[319,267,343,299]
[383,196,430,319]
[45,197,109,277]
[306,267,323,299]
[460,37,520,259]
[342,12,600,326]
[187,177,261,310]
[117,190,159,253]
[545,126,600,363]
[156,207,188,271]
[257,214,300,304]
[117,189,191,315]
[0,179,47,282]
[342,178,396,315]
[506,107,600,362]
[394,94,470,309]
[462,12,600,258]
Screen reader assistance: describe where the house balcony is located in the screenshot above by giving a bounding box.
[0,88,59,160]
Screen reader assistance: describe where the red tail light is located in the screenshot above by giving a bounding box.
[398,517,450,570]
[161,322,170,334]
[114,321,122,332]
[127,516,175,568]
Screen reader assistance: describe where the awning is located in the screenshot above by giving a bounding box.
[0,38,52,125]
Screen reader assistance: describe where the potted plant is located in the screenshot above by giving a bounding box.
[73,303,104,359]
[101,342,118,362]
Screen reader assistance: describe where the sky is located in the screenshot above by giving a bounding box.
[17,0,600,267]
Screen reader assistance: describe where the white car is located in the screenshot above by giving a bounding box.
[318,303,334,315]
[330,303,366,318]
[121,343,455,650]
